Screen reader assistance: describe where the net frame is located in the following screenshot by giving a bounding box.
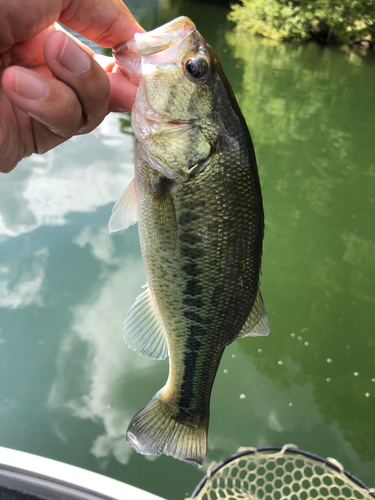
[190,445,375,499]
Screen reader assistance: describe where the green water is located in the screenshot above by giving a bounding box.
[1,1,374,498]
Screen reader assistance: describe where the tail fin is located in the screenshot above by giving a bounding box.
[126,391,208,467]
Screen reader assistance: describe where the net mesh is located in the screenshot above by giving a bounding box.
[191,446,375,500]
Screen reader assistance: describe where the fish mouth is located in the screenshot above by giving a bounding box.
[113,16,196,85]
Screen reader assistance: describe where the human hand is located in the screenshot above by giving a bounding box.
[0,0,143,173]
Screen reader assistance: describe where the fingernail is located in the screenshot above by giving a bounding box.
[15,69,47,100]
[58,34,91,75]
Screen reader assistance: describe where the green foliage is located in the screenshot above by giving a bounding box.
[228,0,375,44]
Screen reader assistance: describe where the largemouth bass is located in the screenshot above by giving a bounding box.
[109,16,269,467]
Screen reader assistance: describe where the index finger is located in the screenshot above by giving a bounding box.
[0,0,144,53]
[59,0,145,47]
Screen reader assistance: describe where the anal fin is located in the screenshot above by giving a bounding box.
[237,288,270,338]
[123,286,168,360]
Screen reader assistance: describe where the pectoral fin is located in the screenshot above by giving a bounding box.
[123,286,168,360]
[237,289,270,338]
[108,178,138,233]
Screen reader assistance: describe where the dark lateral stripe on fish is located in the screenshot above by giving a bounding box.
[178,211,200,225]
[182,296,202,309]
[181,261,199,277]
[179,323,203,421]
[179,232,201,245]
[178,206,208,417]
[183,277,203,296]
[180,244,203,260]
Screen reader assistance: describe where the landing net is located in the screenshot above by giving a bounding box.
[190,445,375,500]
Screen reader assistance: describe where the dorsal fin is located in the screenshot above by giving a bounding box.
[108,178,138,233]
[123,286,168,360]
[237,288,270,338]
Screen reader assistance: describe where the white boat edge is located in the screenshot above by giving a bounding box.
[0,446,166,500]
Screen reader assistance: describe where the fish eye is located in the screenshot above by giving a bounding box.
[185,57,209,80]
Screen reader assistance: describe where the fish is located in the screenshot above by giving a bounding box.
[109,16,269,468]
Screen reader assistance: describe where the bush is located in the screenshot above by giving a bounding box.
[228,0,375,44]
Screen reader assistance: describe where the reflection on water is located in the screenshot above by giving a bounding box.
[0,248,48,309]
[0,2,374,499]
[0,114,133,238]
[47,250,149,466]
